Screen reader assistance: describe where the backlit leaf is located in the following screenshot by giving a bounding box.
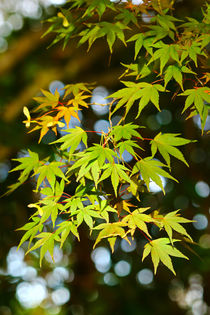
[142,238,188,274]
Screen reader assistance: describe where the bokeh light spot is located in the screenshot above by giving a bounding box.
[114,260,131,277]
[195,181,210,198]
[16,280,47,308]
[49,80,65,97]
[104,272,119,286]
[94,119,110,135]
[91,247,111,273]
[193,214,208,230]
[156,109,172,125]
[51,287,70,305]
[137,268,153,285]
[121,237,136,253]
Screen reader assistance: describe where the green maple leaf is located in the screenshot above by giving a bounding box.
[127,33,144,60]
[180,87,210,119]
[94,200,117,223]
[110,81,165,117]
[145,25,175,42]
[82,0,115,19]
[99,163,131,196]
[68,0,86,9]
[115,8,138,26]
[117,140,142,159]
[26,232,59,266]
[69,144,117,183]
[93,222,127,248]
[153,210,193,244]
[10,150,39,181]
[56,221,80,247]
[76,205,104,229]
[187,42,205,66]
[148,43,180,74]
[40,179,65,200]
[142,238,188,275]
[132,157,178,194]
[150,133,194,167]
[120,60,151,80]
[63,196,84,214]
[122,208,154,237]
[155,14,181,31]
[51,127,87,158]
[164,65,183,90]
[17,217,42,249]
[41,199,65,227]
[63,82,92,98]
[78,21,128,53]
[34,161,68,191]
[5,150,40,195]
[111,123,143,141]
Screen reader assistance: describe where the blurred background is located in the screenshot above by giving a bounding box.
[0,0,209,314]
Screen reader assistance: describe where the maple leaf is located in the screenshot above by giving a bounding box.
[51,126,87,158]
[114,200,136,216]
[184,42,206,66]
[34,161,68,192]
[10,150,40,181]
[122,208,154,237]
[99,163,131,196]
[67,92,90,109]
[150,133,194,167]
[82,0,115,19]
[55,105,80,127]
[63,82,92,98]
[69,144,117,182]
[151,1,175,13]
[115,8,138,26]
[78,21,128,53]
[17,217,42,250]
[146,25,175,42]
[56,221,80,247]
[153,210,193,244]
[33,89,60,111]
[127,33,144,60]
[26,232,59,266]
[110,123,143,141]
[148,42,180,74]
[93,222,127,248]
[128,174,146,200]
[164,65,197,90]
[28,115,65,143]
[120,60,152,80]
[132,157,178,194]
[110,81,165,117]
[179,87,210,119]
[155,14,181,31]
[94,200,117,223]
[116,140,142,159]
[142,238,188,275]
[164,65,183,90]
[77,207,103,229]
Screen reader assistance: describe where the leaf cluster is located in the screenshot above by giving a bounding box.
[6,0,210,275]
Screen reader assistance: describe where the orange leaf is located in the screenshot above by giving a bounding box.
[56,106,80,127]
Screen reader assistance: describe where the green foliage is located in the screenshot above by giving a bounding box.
[142,238,188,275]
[150,133,194,167]
[7,0,210,274]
